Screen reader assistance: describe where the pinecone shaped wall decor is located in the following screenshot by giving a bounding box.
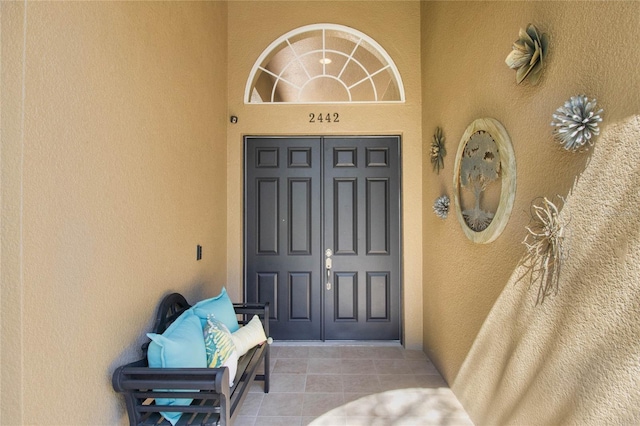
[433,195,450,220]
[551,95,603,152]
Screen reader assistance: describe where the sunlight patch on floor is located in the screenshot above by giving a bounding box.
[309,387,473,426]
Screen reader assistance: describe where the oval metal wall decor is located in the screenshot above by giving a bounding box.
[453,118,516,244]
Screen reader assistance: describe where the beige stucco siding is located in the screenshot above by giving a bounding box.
[421,1,640,423]
[225,0,424,349]
[1,2,228,423]
[1,0,639,424]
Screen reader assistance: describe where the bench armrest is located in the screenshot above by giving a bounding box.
[233,302,270,337]
[113,362,231,425]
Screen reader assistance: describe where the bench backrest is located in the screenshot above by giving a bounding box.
[152,292,192,334]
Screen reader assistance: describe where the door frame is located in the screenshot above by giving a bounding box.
[243,135,404,342]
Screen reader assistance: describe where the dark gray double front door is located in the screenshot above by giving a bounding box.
[244,136,401,341]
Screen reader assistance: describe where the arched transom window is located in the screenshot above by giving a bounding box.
[245,24,405,104]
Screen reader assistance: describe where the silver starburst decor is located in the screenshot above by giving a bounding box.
[505,24,549,85]
[551,95,603,152]
[433,195,450,220]
[430,127,446,174]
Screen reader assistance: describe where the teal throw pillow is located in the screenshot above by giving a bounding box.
[192,287,240,333]
[146,309,206,426]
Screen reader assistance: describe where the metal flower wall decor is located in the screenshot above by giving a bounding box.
[551,95,604,152]
[433,195,450,220]
[505,24,549,85]
[522,196,567,305]
[430,127,446,174]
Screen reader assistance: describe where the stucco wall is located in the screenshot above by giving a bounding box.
[4,0,636,423]
[226,1,424,348]
[421,1,640,423]
[454,115,640,424]
[1,2,228,423]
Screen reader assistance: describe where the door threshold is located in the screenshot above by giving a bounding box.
[271,340,402,347]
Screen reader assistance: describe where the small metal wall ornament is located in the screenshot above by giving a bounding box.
[551,95,604,152]
[430,127,446,174]
[505,24,549,85]
[522,196,567,305]
[433,195,450,220]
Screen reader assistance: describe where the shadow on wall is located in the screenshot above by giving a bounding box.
[108,281,213,423]
[451,116,640,425]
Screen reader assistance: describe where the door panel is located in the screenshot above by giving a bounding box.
[323,137,400,340]
[245,136,400,341]
[256,179,278,254]
[334,179,357,254]
[245,138,322,339]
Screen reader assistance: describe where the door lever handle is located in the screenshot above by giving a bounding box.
[325,255,332,290]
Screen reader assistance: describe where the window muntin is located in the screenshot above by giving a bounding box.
[245,24,405,104]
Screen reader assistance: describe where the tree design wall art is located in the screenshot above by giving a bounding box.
[453,118,516,244]
[460,130,501,231]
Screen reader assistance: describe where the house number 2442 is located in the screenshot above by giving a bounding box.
[309,113,340,123]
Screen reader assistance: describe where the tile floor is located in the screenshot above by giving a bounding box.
[236,342,473,426]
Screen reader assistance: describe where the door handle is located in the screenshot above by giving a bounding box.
[325,249,333,290]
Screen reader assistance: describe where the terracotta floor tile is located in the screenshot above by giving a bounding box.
[276,346,310,359]
[340,359,376,375]
[237,393,264,416]
[258,393,305,417]
[341,374,381,393]
[257,343,472,426]
[270,373,307,392]
[374,358,413,374]
[273,358,309,374]
[305,374,343,393]
[302,392,346,416]
[307,357,340,374]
